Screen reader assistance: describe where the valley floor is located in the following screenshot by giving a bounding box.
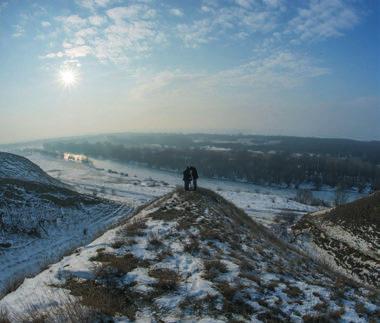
[21,150,330,228]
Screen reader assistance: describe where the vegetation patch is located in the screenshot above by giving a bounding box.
[64,278,137,320]
[149,268,180,293]
[119,219,147,237]
[90,251,149,277]
[183,235,200,254]
[217,282,254,320]
[203,259,228,281]
[147,233,163,249]
[284,285,303,298]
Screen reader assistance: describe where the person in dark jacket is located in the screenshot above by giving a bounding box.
[183,166,191,191]
[190,166,199,191]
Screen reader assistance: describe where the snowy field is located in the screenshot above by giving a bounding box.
[10,148,364,229]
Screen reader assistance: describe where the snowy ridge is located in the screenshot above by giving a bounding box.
[0,152,65,188]
[292,192,380,288]
[0,153,132,297]
[1,188,377,322]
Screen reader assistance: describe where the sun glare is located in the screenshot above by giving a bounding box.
[59,69,78,88]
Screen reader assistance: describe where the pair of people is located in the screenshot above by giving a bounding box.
[183,166,198,191]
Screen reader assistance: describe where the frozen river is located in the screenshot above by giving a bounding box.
[11,149,365,228]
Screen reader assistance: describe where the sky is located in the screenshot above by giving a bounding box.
[0,0,379,143]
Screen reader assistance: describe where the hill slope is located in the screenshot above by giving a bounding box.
[0,152,131,297]
[292,192,380,288]
[0,152,65,188]
[1,189,378,322]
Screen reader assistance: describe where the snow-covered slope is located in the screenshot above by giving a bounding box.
[0,152,132,297]
[0,152,65,188]
[292,192,380,288]
[1,189,377,322]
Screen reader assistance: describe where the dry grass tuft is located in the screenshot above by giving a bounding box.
[152,209,179,222]
[147,233,163,249]
[4,295,101,323]
[120,219,147,237]
[183,235,200,255]
[1,277,24,299]
[199,227,224,242]
[0,309,10,323]
[303,308,345,322]
[64,278,136,320]
[156,247,173,262]
[217,281,254,319]
[179,293,219,317]
[266,280,280,292]
[90,251,149,277]
[284,285,303,298]
[111,240,125,249]
[149,268,180,292]
[203,259,228,281]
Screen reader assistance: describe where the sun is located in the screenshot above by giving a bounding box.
[59,69,78,88]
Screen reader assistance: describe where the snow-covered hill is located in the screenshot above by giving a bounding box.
[0,152,65,188]
[1,189,377,322]
[292,192,380,288]
[0,152,132,297]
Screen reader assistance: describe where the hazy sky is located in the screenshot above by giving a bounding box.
[0,0,379,143]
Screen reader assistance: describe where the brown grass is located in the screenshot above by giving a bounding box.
[217,282,254,319]
[152,209,179,222]
[199,227,224,242]
[257,311,282,322]
[266,280,280,292]
[284,285,303,298]
[313,302,328,312]
[183,235,200,254]
[0,309,10,323]
[90,251,149,277]
[149,268,180,292]
[2,295,101,323]
[156,247,173,262]
[147,233,163,249]
[120,219,147,237]
[203,259,228,281]
[64,278,136,320]
[179,293,219,317]
[111,240,125,249]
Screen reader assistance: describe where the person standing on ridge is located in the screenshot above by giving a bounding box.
[190,166,199,191]
[183,166,191,191]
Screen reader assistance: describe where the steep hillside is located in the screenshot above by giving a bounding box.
[1,189,378,322]
[292,192,380,288]
[0,152,131,297]
[0,152,65,188]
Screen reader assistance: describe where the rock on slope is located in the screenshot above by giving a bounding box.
[0,152,130,296]
[1,188,378,322]
[292,192,380,288]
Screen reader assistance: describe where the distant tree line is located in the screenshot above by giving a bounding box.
[44,141,380,191]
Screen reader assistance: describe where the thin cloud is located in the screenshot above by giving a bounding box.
[0,2,8,13]
[56,15,87,30]
[41,21,51,27]
[76,0,112,10]
[88,15,107,26]
[177,3,280,47]
[287,0,361,42]
[169,8,184,17]
[12,24,25,37]
[129,50,329,103]
[207,50,330,89]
